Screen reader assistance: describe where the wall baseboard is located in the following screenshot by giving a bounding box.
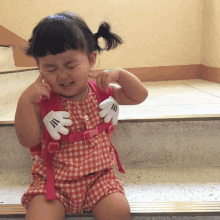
[124,65,201,82]
[88,65,201,82]
[201,65,220,83]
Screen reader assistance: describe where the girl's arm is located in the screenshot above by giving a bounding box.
[110,68,148,105]
[15,97,43,148]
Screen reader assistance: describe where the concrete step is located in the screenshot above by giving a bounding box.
[1,214,220,220]
[1,167,220,219]
[1,203,220,219]
[1,119,220,171]
[1,166,220,204]
[2,119,220,218]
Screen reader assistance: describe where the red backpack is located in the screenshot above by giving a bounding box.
[29,81,125,200]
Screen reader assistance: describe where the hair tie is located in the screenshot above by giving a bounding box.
[94,32,100,39]
[48,14,68,20]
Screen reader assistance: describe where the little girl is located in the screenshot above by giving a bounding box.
[15,11,148,220]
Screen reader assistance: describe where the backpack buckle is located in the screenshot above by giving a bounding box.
[48,142,59,153]
[84,127,99,140]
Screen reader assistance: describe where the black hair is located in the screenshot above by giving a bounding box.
[23,11,123,64]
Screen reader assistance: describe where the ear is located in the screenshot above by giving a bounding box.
[89,51,97,69]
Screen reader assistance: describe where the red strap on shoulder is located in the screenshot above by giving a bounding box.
[88,81,114,102]
[39,91,62,144]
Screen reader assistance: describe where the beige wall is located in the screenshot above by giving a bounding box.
[0,0,203,70]
[202,0,220,68]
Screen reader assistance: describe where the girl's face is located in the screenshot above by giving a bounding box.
[38,49,97,101]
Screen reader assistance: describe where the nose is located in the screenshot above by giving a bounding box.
[56,68,70,79]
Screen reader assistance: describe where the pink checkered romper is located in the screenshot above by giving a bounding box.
[21,85,125,214]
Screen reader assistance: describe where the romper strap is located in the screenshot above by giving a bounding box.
[110,143,126,173]
[62,122,113,143]
[46,142,60,200]
[45,149,57,200]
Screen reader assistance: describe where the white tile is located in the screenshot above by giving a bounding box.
[119,103,220,120]
[1,75,220,123]
[142,80,220,105]
[183,79,220,97]
[0,70,40,123]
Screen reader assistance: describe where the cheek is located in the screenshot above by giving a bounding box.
[80,64,90,72]
[43,75,55,87]
[73,67,89,79]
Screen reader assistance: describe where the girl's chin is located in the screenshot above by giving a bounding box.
[57,89,74,98]
[59,90,75,97]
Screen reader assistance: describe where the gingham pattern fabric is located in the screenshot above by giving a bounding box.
[29,86,117,180]
[21,85,123,214]
[21,168,124,214]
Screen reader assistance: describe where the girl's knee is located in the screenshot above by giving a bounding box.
[117,198,130,220]
[114,201,130,220]
[25,194,66,220]
[92,192,130,220]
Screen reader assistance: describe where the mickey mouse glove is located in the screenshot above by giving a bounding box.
[99,97,119,125]
[43,111,73,140]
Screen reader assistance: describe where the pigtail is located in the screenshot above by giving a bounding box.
[21,22,41,58]
[23,38,33,56]
[95,22,123,52]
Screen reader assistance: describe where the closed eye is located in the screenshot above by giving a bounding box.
[48,69,56,73]
[68,65,78,69]
[47,65,77,72]
[68,64,79,69]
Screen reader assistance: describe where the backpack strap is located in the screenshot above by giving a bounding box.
[29,91,62,200]
[88,80,115,102]
[88,81,125,174]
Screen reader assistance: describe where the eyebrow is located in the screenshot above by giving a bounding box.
[43,59,78,68]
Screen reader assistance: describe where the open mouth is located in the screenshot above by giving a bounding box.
[60,82,74,87]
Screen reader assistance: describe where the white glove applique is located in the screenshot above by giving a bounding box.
[99,97,119,125]
[43,111,73,140]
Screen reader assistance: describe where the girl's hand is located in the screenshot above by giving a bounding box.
[89,68,121,92]
[21,72,51,105]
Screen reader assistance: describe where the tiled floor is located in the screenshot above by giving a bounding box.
[1,69,220,123]
[119,79,220,120]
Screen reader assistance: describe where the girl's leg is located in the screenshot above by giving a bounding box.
[25,194,66,220]
[92,192,130,220]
